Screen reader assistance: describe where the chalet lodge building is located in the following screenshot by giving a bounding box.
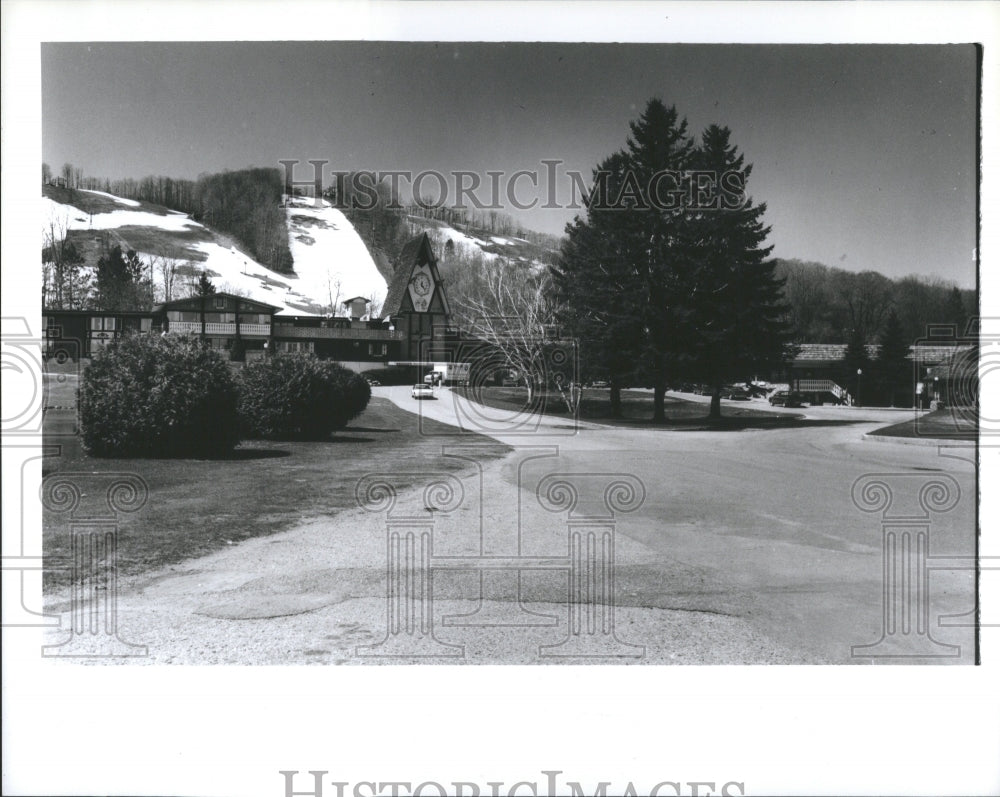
[44,232,458,376]
[42,230,973,405]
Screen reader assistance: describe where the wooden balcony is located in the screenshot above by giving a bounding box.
[168,321,271,336]
[272,325,403,340]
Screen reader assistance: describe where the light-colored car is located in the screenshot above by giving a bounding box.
[411,383,435,399]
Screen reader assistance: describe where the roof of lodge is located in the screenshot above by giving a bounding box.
[154,292,282,313]
[793,343,975,364]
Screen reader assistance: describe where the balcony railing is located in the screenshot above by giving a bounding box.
[168,321,271,336]
[272,325,403,340]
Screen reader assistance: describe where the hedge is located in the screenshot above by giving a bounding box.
[78,333,240,457]
[237,353,371,440]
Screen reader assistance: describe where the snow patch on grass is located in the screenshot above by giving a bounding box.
[80,189,141,207]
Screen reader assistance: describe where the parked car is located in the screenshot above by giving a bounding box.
[769,390,804,407]
[411,383,435,399]
[725,387,751,401]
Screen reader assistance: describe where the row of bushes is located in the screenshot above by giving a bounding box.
[359,366,419,386]
[78,334,371,457]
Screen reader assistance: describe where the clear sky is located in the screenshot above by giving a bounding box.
[42,42,978,288]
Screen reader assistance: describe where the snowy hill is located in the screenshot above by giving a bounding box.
[406,214,559,274]
[283,195,387,313]
[41,187,386,316]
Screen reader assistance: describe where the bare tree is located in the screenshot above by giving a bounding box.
[218,282,251,299]
[326,272,342,316]
[42,215,90,309]
[457,257,575,410]
[149,252,183,303]
[840,270,894,342]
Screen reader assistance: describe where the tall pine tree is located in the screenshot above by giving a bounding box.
[558,99,795,422]
[875,308,910,407]
[843,328,870,406]
[556,151,645,417]
[623,100,697,422]
[685,125,794,419]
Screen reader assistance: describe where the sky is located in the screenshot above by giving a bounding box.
[42,42,979,288]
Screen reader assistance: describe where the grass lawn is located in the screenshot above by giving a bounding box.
[461,386,805,431]
[44,184,175,216]
[43,375,509,590]
[871,408,977,440]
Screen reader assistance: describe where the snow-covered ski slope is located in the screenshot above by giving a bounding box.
[42,189,386,316]
[283,195,387,310]
[405,214,556,274]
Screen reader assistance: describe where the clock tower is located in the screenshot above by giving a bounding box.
[381,232,452,365]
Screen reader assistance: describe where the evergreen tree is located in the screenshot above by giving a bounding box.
[195,271,217,297]
[946,286,968,335]
[843,328,870,406]
[685,124,794,419]
[95,245,152,310]
[875,308,911,406]
[623,99,697,422]
[557,100,796,422]
[192,271,218,341]
[555,151,645,417]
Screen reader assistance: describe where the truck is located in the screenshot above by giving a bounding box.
[424,362,471,386]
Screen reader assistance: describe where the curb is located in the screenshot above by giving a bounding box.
[864,433,976,448]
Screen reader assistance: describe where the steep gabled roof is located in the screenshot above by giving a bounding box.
[154,292,282,314]
[382,233,442,318]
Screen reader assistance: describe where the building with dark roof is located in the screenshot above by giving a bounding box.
[42,233,459,376]
[787,341,976,406]
[156,293,280,360]
[381,232,453,365]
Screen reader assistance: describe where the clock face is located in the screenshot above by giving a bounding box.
[407,265,435,312]
[412,273,431,297]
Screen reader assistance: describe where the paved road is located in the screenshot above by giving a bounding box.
[42,387,976,664]
[377,385,977,663]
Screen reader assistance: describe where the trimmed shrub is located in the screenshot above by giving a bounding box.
[78,333,240,457]
[360,365,414,386]
[238,354,371,440]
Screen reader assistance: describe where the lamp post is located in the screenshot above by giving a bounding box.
[856,368,863,407]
